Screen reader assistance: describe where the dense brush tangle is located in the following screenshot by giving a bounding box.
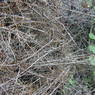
[0,0,95,95]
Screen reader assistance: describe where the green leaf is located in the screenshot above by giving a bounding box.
[68,79,76,85]
[93,71,95,76]
[88,45,95,54]
[89,56,95,65]
[89,32,95,40]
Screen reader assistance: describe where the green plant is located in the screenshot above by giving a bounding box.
[89,55,95,65]
[89,32,95,40]
[88,45,95,54]
[67,75,77,87]
[88,32,95,65]
[68,78,76,86]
